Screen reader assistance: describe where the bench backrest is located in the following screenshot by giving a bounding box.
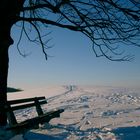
[6,96,47,125]
[7,96,47,111]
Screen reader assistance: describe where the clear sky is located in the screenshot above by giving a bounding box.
[8,25,140,90]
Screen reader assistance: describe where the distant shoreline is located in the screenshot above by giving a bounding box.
[7,87,23,93]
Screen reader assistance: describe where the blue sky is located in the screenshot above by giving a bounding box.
[8,25,140,89]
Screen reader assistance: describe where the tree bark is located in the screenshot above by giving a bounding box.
[0,47,9,126]
[0,25,13,126]
[0,0,24,126]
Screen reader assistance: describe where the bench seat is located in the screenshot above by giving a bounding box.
[6,109,64,134]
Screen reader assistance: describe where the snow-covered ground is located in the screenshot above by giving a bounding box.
[1,85,140,140]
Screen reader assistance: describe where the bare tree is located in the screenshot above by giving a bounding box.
[0,0,140,125]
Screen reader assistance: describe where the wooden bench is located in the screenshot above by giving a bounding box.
[4,96,64,134]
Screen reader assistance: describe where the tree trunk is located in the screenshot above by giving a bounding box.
[0,25,13,126]
[0,47,9,126]
[0,0,24,126]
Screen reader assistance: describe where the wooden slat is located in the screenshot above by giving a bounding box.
[11,100,47,111]
[0,100,47,112]
[8,96,46,105]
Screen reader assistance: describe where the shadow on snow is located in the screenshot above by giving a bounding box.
[112,125,140,140]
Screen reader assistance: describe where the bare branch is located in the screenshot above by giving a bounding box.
[14,0,140,61]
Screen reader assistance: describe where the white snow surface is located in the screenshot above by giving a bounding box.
[1,85,140,140]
